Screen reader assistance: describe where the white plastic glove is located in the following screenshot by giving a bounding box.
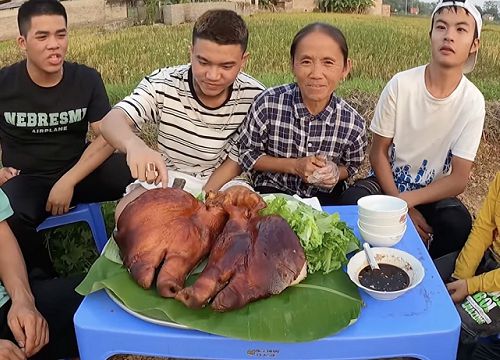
[307,159,340,188]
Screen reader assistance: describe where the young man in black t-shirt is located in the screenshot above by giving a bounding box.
[0,0,132,274]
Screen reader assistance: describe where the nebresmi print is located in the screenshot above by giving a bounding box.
[3,108,87,133]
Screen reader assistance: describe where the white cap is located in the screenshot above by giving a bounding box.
[431,0,482,73]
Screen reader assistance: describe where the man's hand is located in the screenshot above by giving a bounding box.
[125,139,168,187]
[7,299,48,358]
[408,207,433,244]
[0,167,20,186]
[398,191,417,209]
[46,177,75,215]
[446,279,469,303]
[294,155,324,183]
[0,339,26,360]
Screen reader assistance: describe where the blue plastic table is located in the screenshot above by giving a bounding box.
[74,205,461,360]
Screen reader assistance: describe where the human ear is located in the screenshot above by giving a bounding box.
[469,38,480,55]
[240,51,249,69]
[342,58,352,81]
[17,35,27,52]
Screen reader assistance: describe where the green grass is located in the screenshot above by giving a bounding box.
[2,13,499,274]
[2,13,500,101]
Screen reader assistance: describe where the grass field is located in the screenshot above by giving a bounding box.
[1,13,500,101]
[1,13,499,275]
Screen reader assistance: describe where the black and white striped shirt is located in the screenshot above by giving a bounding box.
[115,65,264,179]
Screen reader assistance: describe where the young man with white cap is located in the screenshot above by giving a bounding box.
[342,0,485,259]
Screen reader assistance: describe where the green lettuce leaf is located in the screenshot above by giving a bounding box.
[261,195,360,274]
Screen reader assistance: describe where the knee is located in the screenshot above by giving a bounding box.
[338,178,381,205]
[6,208,44,228]
[2,183,48,225]
[434,199,472,239]
[115,187,147,223]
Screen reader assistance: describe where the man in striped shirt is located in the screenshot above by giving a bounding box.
[100,10,264,219]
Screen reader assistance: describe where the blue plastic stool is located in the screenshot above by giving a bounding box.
[37,203,108,252]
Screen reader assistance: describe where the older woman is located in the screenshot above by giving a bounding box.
[239,23,367,205]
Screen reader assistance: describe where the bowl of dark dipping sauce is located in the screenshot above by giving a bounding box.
[347,247,425,300]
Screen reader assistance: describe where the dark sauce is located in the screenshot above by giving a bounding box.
[358,263,410,292]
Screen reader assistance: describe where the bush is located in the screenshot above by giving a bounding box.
[318,0,374,13]
[46,201,117,276]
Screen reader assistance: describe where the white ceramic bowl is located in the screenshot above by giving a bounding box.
[347,247,425,300]
[358,219,406,235]
[358,222,406,247]
[358,195,408,218]
[358,212,407,226]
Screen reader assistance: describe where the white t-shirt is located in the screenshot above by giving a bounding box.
[370,65,485,192]
[116,64,264,180]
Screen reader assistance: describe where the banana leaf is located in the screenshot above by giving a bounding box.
[77,240,363,342]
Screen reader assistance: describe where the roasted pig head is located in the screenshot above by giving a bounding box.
[176,188,307,311]
[115,188,228,297]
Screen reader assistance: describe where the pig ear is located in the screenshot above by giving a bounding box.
[222,201,240,215]
[252,194,267,212]
[205,190,225,208]
[246,197,266,218]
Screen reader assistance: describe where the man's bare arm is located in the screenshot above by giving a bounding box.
[0,221,48,357]
[203,158,242,193]
[46,122,116,215]
[369,133,399,196]
[399,156,472,208]
[100,108,167,186]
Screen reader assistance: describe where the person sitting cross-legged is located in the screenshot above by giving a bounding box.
[238,23,367,206]
[340,0,486,258]
[0,0,133,277]
[99,9,265,221]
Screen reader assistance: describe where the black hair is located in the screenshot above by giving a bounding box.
[18,0,67,37]
[290,23,349,66]
[430,6,479,40]
[192,9,248,52]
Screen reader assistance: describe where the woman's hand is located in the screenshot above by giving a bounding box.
[446,279,469,303]
[294,156,324,183]
[310,160,340,189]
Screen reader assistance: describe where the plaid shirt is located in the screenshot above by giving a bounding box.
[239,83,367,198]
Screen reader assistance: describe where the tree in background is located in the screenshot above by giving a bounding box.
[318,0,374,13]
[483,0,499,19]
[382,0,436,15]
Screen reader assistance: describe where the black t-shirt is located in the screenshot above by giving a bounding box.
[0,60,110,175]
